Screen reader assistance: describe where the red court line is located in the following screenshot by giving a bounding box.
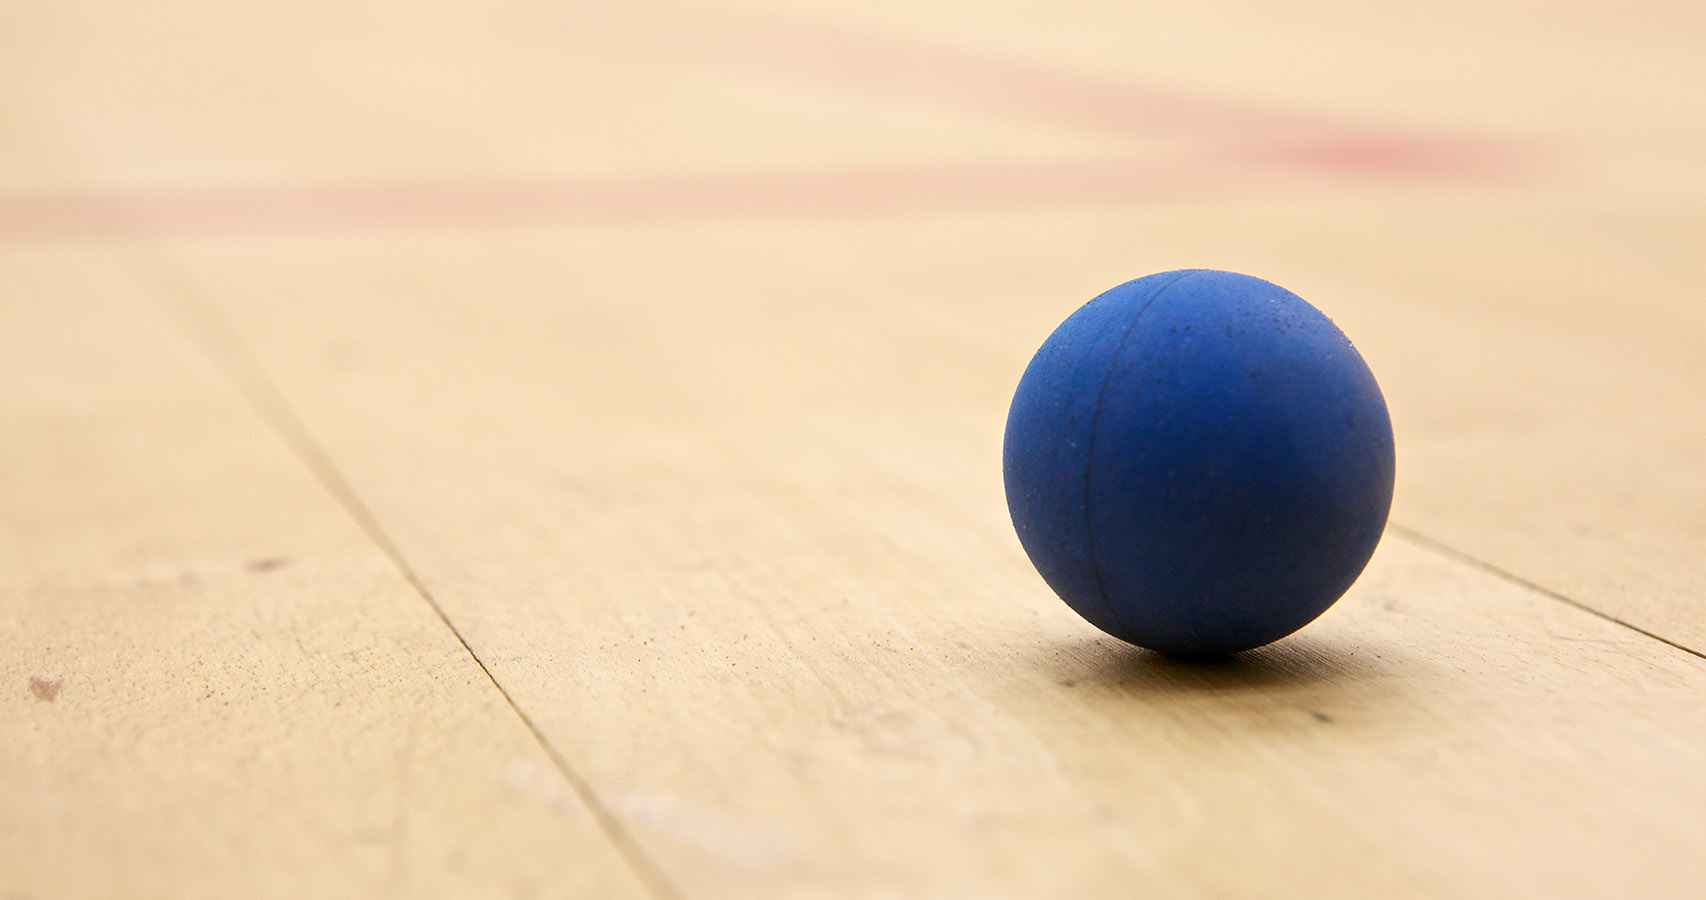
[0,3,1531,242]
[530,0,1445,145]
[0,159,1220,241]
[0,148,1522,242]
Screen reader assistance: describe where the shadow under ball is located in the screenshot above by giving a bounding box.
[1003,270,1396,656]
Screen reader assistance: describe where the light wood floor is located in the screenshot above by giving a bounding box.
[4,1,1704,897]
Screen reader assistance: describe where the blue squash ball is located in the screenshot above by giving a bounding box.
[1003,270,1395,655]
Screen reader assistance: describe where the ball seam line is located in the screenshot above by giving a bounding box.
[1081,269,1200,641]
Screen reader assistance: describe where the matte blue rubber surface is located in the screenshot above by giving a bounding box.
[1003,270,1395,655]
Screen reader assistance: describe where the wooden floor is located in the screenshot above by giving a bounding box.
[4,1,1705,897]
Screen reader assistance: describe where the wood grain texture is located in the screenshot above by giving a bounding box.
[0,251,653,899]
[170,224,1706,898]
[3,0,1705,895]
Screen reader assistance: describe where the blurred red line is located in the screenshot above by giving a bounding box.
[0,4,1532,242]
[532,1,1442,145]
[0,160,1195,241]
[0,148,1522,242]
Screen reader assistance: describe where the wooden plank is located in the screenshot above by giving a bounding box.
[546,0,1706,653]
[0,250,654,900]
[1253,196,1706,654]
[175,227,1706,898]
[4,0,1705,897]
[5,0,1699,650]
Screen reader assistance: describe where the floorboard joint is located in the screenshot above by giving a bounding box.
[1389,523,1706,662]
[135,253,687,900]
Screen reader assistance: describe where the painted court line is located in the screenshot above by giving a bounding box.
[534,0,1379,142]
[527,0,1527,169]
[1,2,1530,242]
[0,148,1521,242]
